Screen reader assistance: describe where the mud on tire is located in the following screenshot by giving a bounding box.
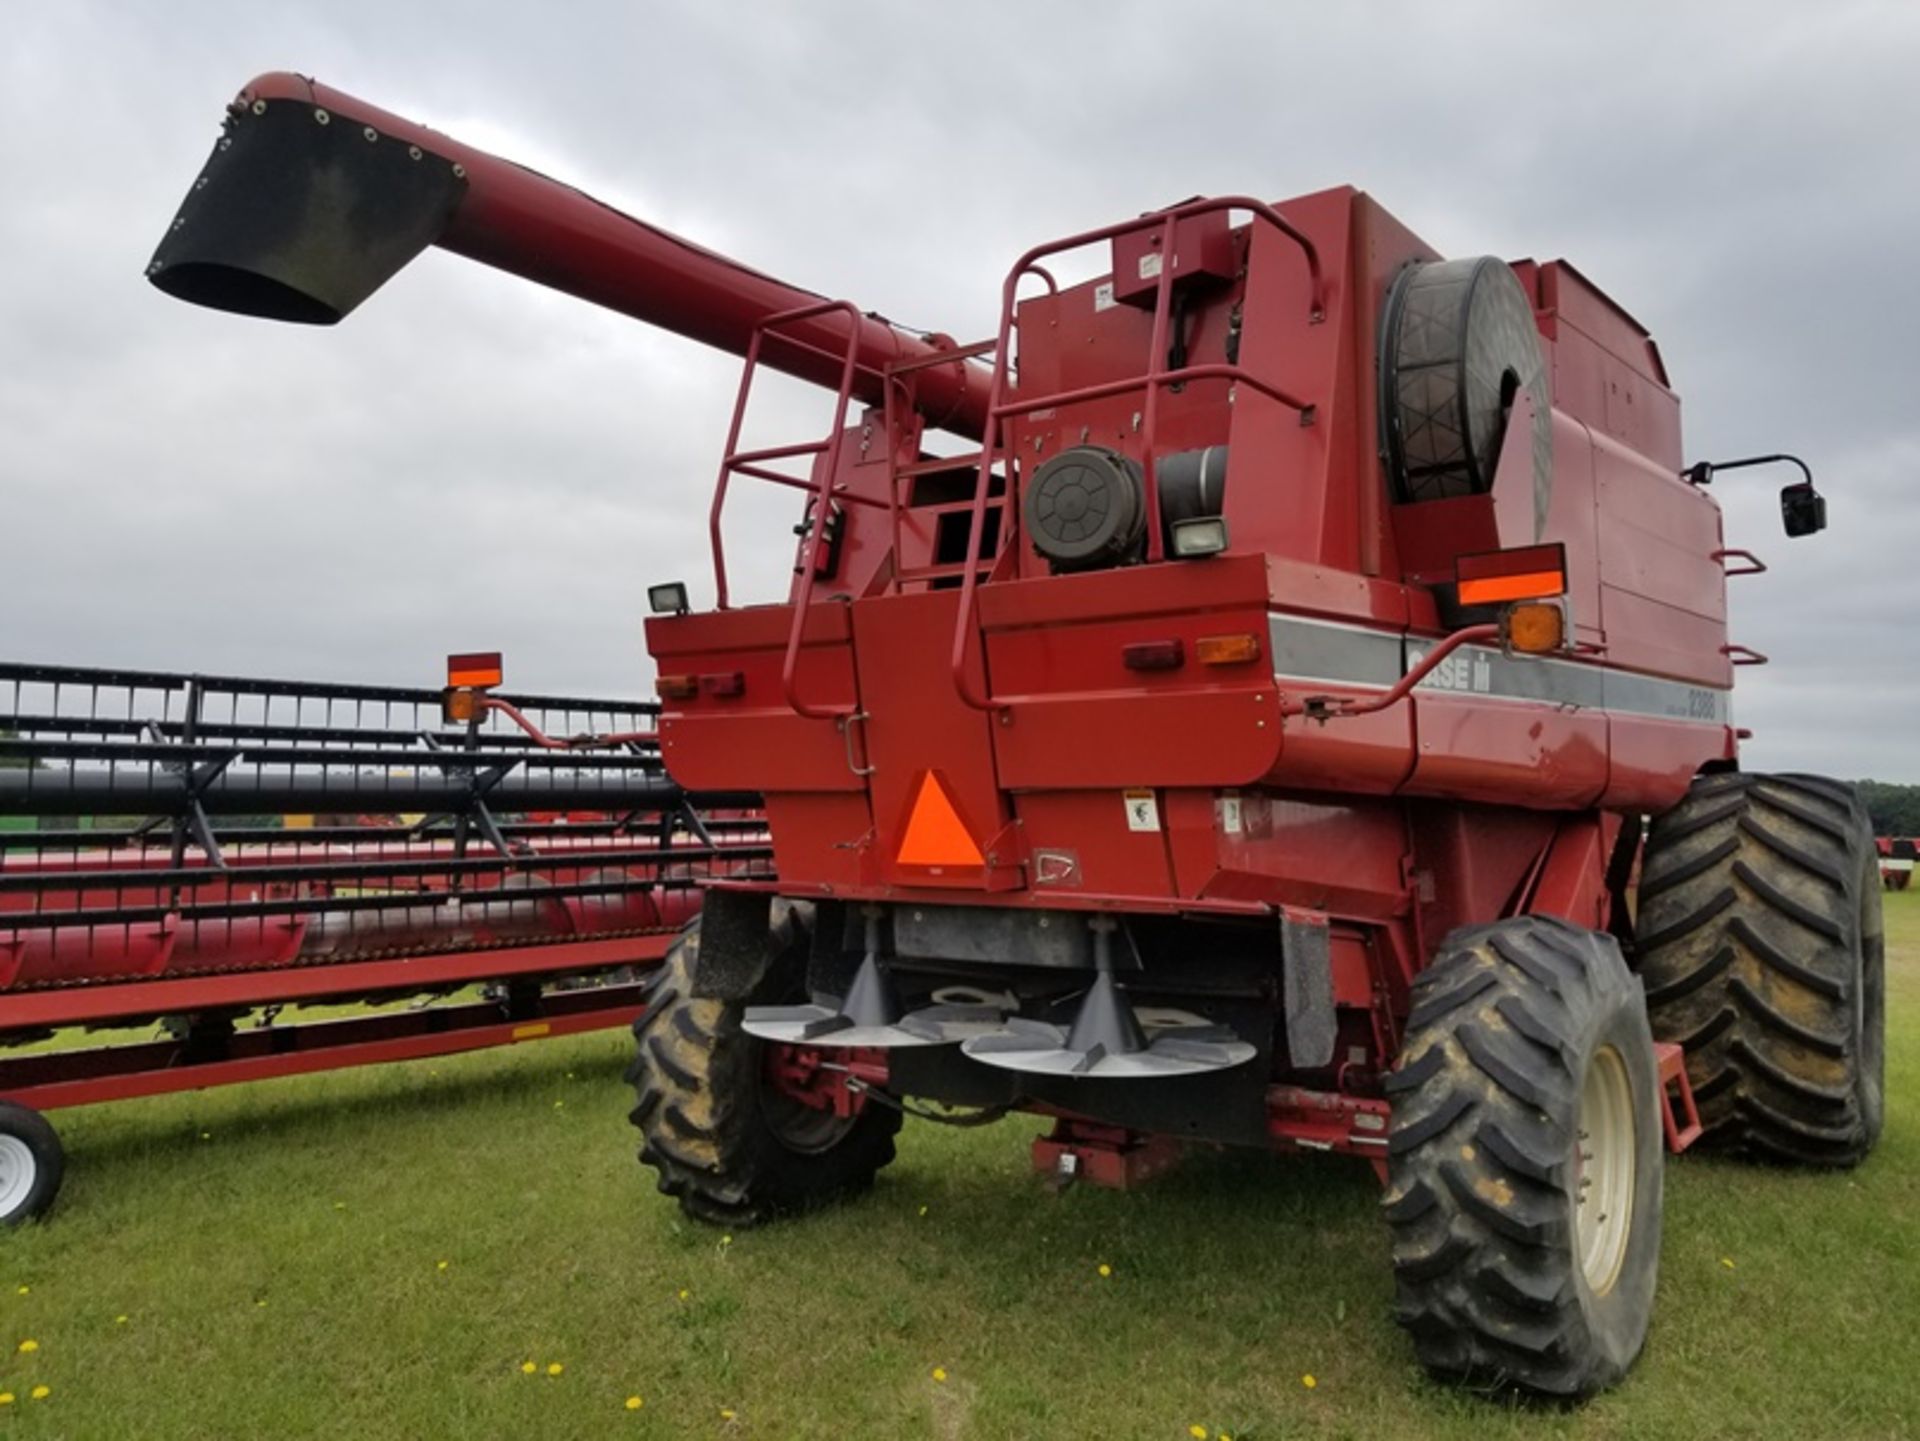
[1636,772,1884,1165]
[625,908,902,1227]
[1385,916,1663,1399]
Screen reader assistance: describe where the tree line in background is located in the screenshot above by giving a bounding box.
[1857,780,1920,838]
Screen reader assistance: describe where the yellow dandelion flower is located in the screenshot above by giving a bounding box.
[720,1234,733,1247]
[625,1395,644,1411]
[115,1315,129,1325]
[554,1101,565,1110]
[677,1288,690,1302]
[931,1367,948,1383]
[720,1408,737,1421]
[15,1286,26,1296]
[547,1363,564,1377]
[1190,1426,1208,1439]
[1302,1374,1317,1389]
[1721,1257,1736,1269]
[18,1339,39,1353]
[30,1386,49,1401]
[437,1261,450,1271]
[1219,1433,1233,1441]
[255,1299,267,1308]
[521,1361,537,1375]
[918,1205,928,1217]
[1097,1263,1112,1278]
[0,1393,13,1405]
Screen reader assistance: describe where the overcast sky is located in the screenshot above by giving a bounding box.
[4,2,1917,778]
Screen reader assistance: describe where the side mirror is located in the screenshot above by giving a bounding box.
[1781,481,1827,538]
[1681,452,1826,539]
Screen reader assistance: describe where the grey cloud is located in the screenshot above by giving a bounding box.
[3,0,1916,773]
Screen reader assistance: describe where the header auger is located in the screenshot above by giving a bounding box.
[147,72,1880,1400]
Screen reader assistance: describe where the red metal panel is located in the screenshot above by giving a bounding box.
[763,793,873,891]
[1404,695,1610,810]
[1602,715,1736,813]
[1012,791,1177,900]
[1171,789,1414,919]
[850,590,1020,890]
[650,605,864,792]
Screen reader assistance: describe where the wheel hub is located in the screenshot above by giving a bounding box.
[0,1134,37,1215]
[1574,1044,1636,1295]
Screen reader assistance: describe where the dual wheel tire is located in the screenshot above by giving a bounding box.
[1635,772,1883,1164]
[626,911,902,1226]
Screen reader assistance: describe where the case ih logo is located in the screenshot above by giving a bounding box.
[1413,648,1494,695]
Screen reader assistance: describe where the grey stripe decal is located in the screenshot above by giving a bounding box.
[1266,614,1403,688]
[1268,614,1731,724]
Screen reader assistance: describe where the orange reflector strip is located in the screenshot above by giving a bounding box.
[896,771,985,867]
[447,651,503,689]
[1457,570,1567,606]
[511,1022,552,1041]
[1196,633,1262,666]
[1455,543,1568,606]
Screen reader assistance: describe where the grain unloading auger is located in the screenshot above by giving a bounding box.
[147,73,1882,1400]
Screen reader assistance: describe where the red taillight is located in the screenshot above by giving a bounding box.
[701,671,745,698]
[654,674,698,700]
[1122,639,1186,672]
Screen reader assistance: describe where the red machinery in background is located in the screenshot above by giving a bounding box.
[0,657,766,1221]
[1879,836,1916,890]
[135,72,1883,1401]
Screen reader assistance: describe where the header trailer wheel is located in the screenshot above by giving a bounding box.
[0,1103,64,1226]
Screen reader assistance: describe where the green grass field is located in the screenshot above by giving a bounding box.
[3,895,1917,1439]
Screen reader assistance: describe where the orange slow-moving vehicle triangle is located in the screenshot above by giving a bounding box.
[895,771,985,867]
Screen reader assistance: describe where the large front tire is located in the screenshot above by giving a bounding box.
[1636,772,1884,1165]
[1385,916,1663,1399]
[625,909,902,1227]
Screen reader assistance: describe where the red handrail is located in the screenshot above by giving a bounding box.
[708,298,886,719]
[948,196,1327,712]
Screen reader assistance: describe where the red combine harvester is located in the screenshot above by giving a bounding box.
[142,74,1883,1397]
[0,659,767,1222]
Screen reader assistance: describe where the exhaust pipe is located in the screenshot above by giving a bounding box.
[147,73,991,435]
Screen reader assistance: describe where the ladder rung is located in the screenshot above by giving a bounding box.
[896,561,996,582]
[726,439,829,468]
[893,453,987,481]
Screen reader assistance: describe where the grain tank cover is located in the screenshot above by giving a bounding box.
[147,97,467,324]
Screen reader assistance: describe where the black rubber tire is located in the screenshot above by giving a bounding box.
[625,909,902,1227]
[0,1102,65,1226]
[1385,916,1663,1399]
[1636,772,1884,1165]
